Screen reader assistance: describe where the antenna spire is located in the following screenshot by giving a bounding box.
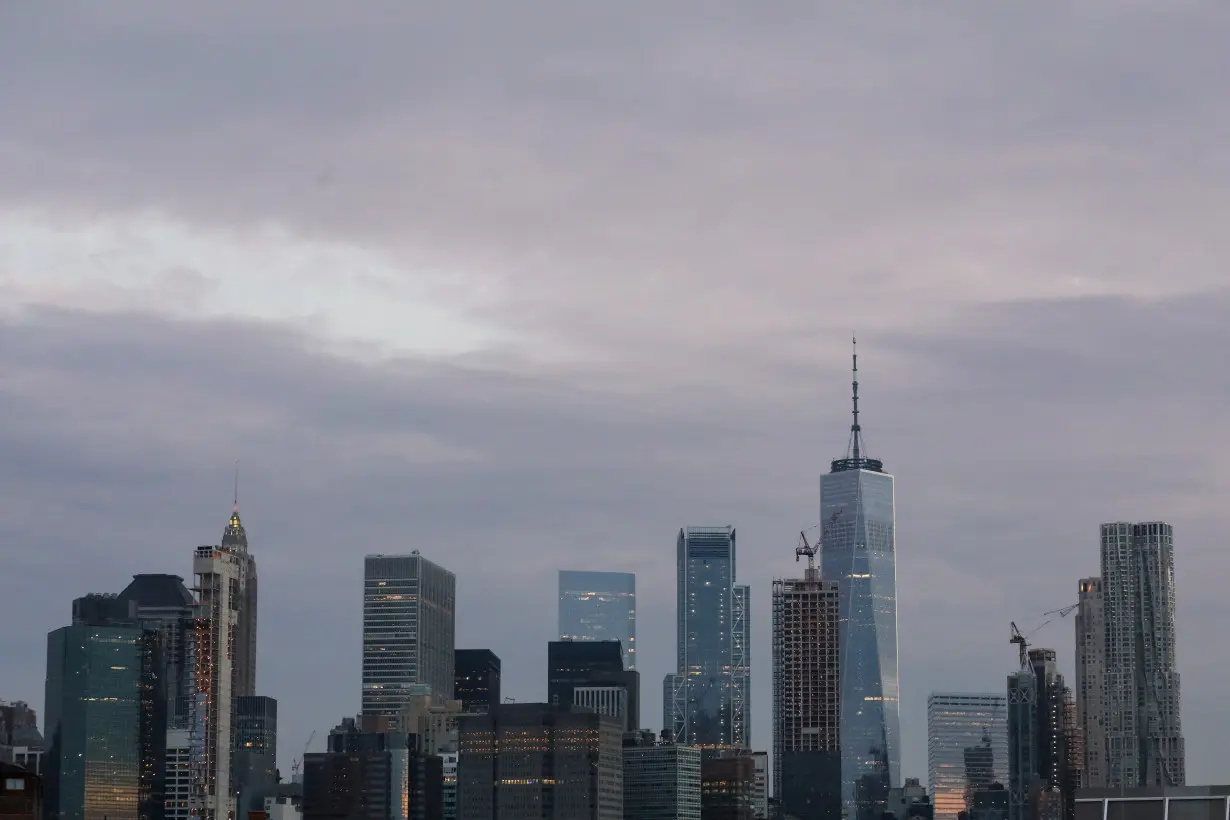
[233,459,239,513]
[851,334,861,461]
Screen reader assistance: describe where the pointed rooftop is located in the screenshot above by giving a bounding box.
[830,335,884,473]
[222,462,249,550]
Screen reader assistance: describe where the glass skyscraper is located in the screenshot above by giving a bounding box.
[558,570,637,669]
[664,526,750,751]
[927,693,1008,820]
[820,340,900,820]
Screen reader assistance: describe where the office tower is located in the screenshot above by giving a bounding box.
[233,696,278,816]
[192,499,259,820]
[0,761,42,820]
[1073,578,1105,787]
[303,717,443,820]
[700,753,756,820]
[558,571,637,669]
[116,574,199,725]
[1099,522,1184,787]
[1007,649,1075,820]
[820,340,900,820]
[45,594,168,820]
[454,649,502,714]
[442,752,459,820]
[363,552,457,716]
[926,693,1008,820]
[456,702,623,819]
[772,564,840,820]
[622,731,702,820]
[166,729,192,820]
[548,640,639,731]
[664,526,750,752]
[751,751,768,819]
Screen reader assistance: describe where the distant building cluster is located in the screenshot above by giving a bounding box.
[5,341,1203,820]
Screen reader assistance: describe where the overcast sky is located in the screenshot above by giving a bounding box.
[2,1,1229,782]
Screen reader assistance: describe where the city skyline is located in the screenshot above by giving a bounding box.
[3,1,1229,789]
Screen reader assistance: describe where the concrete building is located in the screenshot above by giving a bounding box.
[622,731,702,820]
[362,552,457,716]
[390,690,463,755]
[1099,523,1185,787]
[457,703,623,820]
[0,761,42,820]
[454,649,501,714]
[1073,579,1105,788]
[700,753,756,820]
[548,640,639,732]
[820,342,900,820]
[772,566,840,820]
[927,693,1008,820]
[664,526,750,752]
[558,571,637,669]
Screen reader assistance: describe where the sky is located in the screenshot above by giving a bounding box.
[2,0,1229,783]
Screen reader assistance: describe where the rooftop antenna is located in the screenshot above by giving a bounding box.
[233,459,240,513]
[850,334,861,461]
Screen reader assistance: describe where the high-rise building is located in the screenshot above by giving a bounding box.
[454,649,502,714]
[44,594,168,820]
[700,753,756,820]
[233,696,278,816]
[362,552,457,716]
[457,703,623,819]
[116,574,199,725]
[820,339,900,820]
[1007,649,1076,820]
[772,564,840,820]
[191,500,258,820]
[926,693,1008,820]
[1099,522,1184,787]
[549,640,639,732]
[663,526,750,752]
[558,571,637,670]
[166,728,193,820]
[623,731,702,820]
[1073,578,1105,788]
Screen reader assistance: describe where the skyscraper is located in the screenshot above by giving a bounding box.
[362,552,457,716]
[772,560,840,820]
[926,693,1008,820]
[1073,579,1105,787]
[1099,522,1184,787]
[663,526,750,752]
[45,594,168,820]
[190,498,258,820]
[820,339,900,819]
[1007,650,1075,820]
[548,640,639,731]
[116,574,198,724]
[454,649,502,714]
[558,571,637,669]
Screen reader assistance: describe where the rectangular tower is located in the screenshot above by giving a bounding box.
[623,731,702,820]
[926,693,1008,820]
[362,552,457,716]
[454,649,502,714]
[1099,522,1184,787]
[1073,579,1104,787]
[558,570,637,669]
[664,526,749,751]
[772,567,841,820]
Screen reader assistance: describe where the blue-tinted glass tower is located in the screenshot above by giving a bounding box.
[820,339,900,820]
[558,570,637,670]
[664,526,750,752]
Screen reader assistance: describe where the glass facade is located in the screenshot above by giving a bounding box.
[558,570,637,670]
[821,464,899,818]
[363,553,457,715]
[664,527,749,750]
[927,693,1008,820]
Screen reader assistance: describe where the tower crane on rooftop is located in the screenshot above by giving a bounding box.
[796,510,843,571]
[1009,603,1079,670]
[290,729,316,780]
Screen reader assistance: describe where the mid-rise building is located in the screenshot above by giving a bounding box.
[558,570,637,669]
[1073,579,1105,788]
[0,761,42,820]
[44,594,168,820]
[664,526,750,752]
[390,691,463,756]
[1099,522,1184,787]
[751,751,768,819]
[820,341,900,820]
[362,552,457,716]
[927,693,1008,820]
[700,752,756,820]
[457,703,623,819]
[549,640,639,731]
[454,649,501,714]
[0,701,43,775]
[442,751,459,820]
[772,566,840,820]
[622,731,702,820]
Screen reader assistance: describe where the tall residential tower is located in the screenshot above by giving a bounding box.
[821,339,900,820]
[664,526,750,752]
[1074,578,1106,787]
[558,570,637,669]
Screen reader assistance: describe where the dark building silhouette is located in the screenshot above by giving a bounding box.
[964,783,1009,820]
[700,753,756,820]
[45,594,167,820]
[116,574,198,725]
[303,718,442,820]
[1008,650,1077,820]
[233,696,279,817]
[0,761,42,820]
[548,640,639,731]
[885,779,934,820]
[454,650,501,714]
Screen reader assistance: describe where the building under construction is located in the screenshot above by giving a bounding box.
[771,535,840,820]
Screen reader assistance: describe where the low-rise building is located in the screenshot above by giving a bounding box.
[0,762,42,820]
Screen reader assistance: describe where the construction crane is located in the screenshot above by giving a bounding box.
[290,729,317,780]
[1009,604,1078,670]
[796,510,843,570]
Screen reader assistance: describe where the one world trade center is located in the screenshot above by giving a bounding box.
[821,339,900,820]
